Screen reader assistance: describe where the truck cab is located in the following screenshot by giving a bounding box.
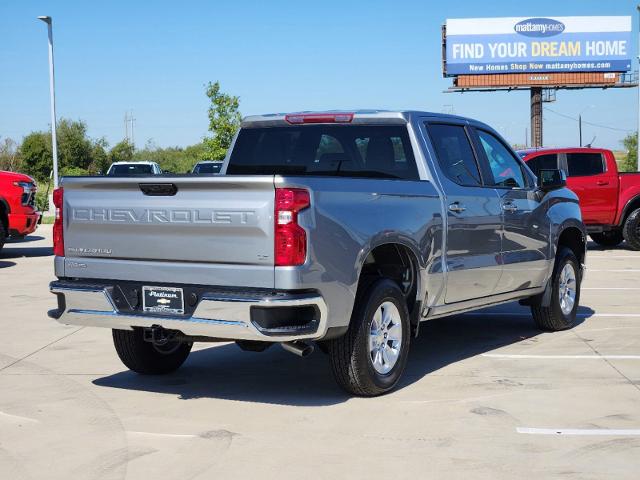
[0,170,40,251]
[519,147,640,249]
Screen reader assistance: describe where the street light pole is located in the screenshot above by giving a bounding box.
[637,5,640,171]
[37,15,59,189]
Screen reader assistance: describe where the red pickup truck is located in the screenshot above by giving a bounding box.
[0,170,40,252]
[518,147,640,249]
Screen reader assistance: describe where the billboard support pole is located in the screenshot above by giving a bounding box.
[531,87,543,148]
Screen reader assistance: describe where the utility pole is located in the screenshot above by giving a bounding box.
[579,114,582,147]
[37,16,59,190]
[129,111,135,146]
[124,112,129,142]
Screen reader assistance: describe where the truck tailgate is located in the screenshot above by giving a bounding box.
[59,176,275,288]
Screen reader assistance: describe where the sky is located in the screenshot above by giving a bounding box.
[1,0,639,150]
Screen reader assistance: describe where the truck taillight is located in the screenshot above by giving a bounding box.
[53,187,64,257]
[275,188,310,266]
[284,113,354,124]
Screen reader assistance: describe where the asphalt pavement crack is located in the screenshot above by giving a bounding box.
[0,327,84,373]
[571,329,640,395]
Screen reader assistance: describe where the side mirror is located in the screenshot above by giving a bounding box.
[538,168,566,192]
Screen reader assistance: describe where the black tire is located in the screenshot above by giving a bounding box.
[328,279,410,396]
[590,230,623,248]
[112,329,192,374]
[622,208,640,251]
[0,218,6,253]
[531,247,581,331]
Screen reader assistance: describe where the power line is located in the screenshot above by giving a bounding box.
[543,107,633,133]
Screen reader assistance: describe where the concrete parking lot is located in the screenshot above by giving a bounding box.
[1,225,639,479]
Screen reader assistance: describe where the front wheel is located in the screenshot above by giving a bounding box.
[112,329,192,374]
[530,247,581,331]
[623,208,640,251]
[590,230,623,248]
[328,279,410,396]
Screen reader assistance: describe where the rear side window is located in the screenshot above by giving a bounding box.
[227,125,419,180]
[427,124,481,186]
[566,153,605,177]
[526,154,557,179]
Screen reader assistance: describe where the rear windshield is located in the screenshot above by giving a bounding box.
[193,162,222,174]
[108,164,154,175]
[227,125,419,180]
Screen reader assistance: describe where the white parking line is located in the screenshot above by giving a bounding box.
[582,287,640,290]
[482,353,640,360]
[0,411,39,424]
[127,431,198,438]
[587,256,640,259]
[517,427,640,436]
[588,269,640,272]
[465,312,640,318]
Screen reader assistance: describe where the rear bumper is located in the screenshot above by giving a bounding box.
[49,280,328,342]
[8,212,40,236]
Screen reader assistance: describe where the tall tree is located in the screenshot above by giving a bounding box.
[109,140,135,164]
[56,119,93,170]
[202,81,241,160]
[90,138,110,174]
[622,133,638,172]
[20,131,52,181]
[0,137,22,172]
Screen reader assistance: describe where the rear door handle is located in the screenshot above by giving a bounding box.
[596,180,609,186]
[502,202,518,213]
[448,202,466,213]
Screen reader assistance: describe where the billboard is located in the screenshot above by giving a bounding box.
[444,16,632,76]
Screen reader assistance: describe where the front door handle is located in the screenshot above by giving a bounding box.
[502,202,518,213]
[596,180,609,186]
[448,202,466,213]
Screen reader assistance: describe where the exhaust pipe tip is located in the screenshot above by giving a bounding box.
[281,341,314,357]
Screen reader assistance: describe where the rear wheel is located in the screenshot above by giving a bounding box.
[530,247,581,331]
[328,279,410,396]
[0,218,6,253]
[622,208,640,251]
[112,329,192,374]
[590,230,623,248]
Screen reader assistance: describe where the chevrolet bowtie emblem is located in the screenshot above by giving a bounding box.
[157,298,171,305]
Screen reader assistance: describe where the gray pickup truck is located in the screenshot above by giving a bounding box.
[49,111,586,396]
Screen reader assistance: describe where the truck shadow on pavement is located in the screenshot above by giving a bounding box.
[5,235,45,243]
[587,241,635,252]
[0,246,53,259]
[93,304,593,406]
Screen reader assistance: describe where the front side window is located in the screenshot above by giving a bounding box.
[426,123,481,186]
[566,153,605,177]
[477,130,526,188]
[526,154,557,179]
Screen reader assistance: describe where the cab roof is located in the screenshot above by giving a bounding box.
[241,110,491,129]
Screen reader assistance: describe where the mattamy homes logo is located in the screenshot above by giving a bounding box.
[514,18,565,37]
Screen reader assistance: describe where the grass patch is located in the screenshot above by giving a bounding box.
[40,216,55,224]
